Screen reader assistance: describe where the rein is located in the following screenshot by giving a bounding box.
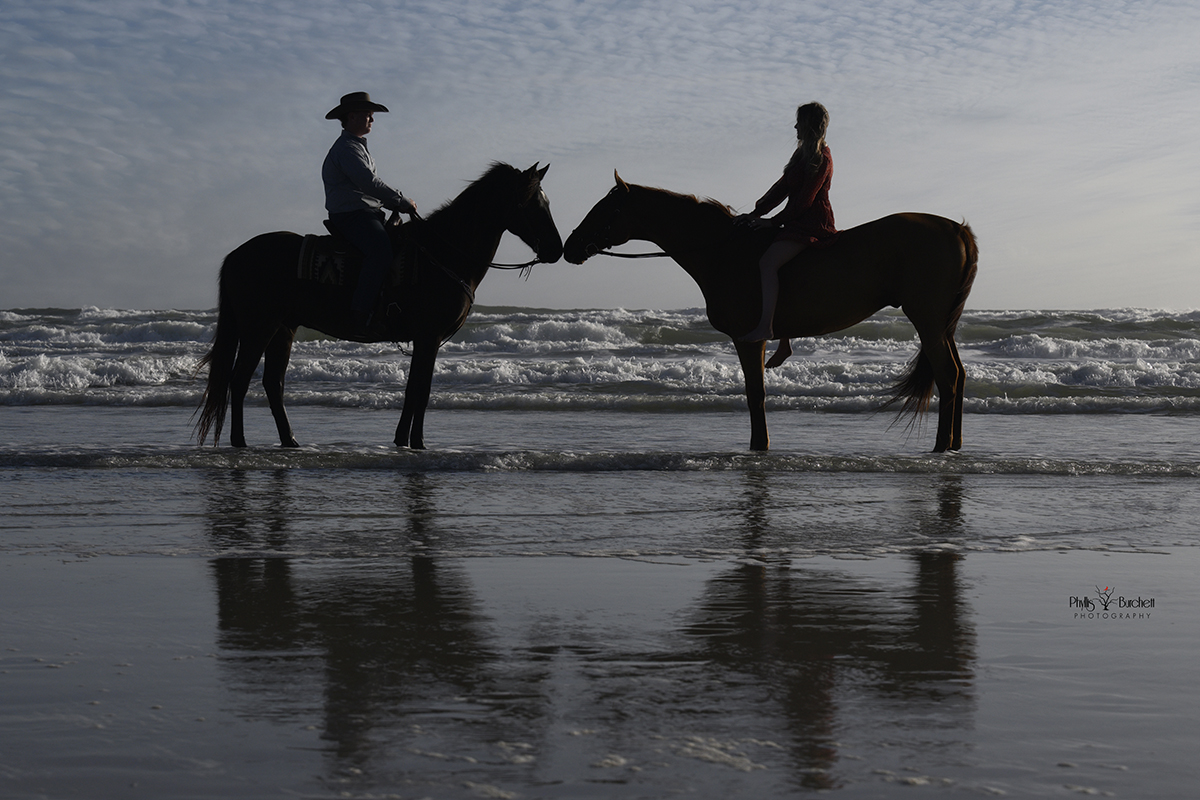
[591,223,749,260]
[488,256,542,270]
[409,213,544,278]
[595,248,670,259]
[425,250,477,303]
[394,216,479,305]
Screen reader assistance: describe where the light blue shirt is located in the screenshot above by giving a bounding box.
[322,131,412,215]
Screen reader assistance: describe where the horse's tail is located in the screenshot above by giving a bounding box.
[885,222,979,423]
[193,258,239,445]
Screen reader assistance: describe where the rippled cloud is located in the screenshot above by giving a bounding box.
[1,0,1198,309]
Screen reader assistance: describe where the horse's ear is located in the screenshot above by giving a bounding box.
[613,170,629,193]
[524,162,540,179]
[537,163,549,180]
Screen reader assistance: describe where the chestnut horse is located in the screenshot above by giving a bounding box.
[196,163,562,449]
[564,173,977,452]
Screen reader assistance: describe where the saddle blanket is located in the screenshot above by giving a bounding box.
[297,234,356,286]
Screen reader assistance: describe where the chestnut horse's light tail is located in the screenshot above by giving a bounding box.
[193,262,239,446]
[886,222,979,424]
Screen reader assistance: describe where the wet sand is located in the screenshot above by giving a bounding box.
[3,548,1197,798]
[4,406,1199,796]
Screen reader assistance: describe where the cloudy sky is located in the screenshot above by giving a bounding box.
[3,0,1199,311]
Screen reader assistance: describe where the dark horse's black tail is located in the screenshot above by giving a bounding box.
[193,259,239,445]
[886,222,979,423]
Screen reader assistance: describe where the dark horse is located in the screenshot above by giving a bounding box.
[564,173,977,453]
[195,163,562,449]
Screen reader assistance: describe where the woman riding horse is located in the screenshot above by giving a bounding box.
[738,101,839,368]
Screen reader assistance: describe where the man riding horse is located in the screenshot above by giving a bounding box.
[322,91,419,335]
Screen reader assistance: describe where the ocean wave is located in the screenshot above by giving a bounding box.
[8,361,1200,414]
[0,352,197,394]
[5,305,1200,414]
[972,333,1200,362]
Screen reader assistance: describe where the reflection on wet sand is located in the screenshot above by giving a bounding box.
[206,472,516,776]
[202,468,978,793]
[678,472,975,790]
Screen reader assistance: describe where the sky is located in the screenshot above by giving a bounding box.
[2,0,1199,312]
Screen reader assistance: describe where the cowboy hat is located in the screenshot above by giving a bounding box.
[325,92,389,120]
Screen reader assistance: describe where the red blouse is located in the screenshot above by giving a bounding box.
[753,144,837,246]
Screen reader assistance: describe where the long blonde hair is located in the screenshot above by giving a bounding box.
[786,102,829,175]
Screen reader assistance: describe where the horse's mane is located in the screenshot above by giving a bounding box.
[428,162,531,220]
[625,183,768,256]
[632,183,736,221]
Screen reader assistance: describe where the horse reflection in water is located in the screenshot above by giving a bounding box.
[202,469,976,792]
[204,471,516,767]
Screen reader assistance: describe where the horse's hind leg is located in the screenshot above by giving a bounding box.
[948,338,965,451]
[734,339,770,451]
[916,331,963,453]
[263,327,300,448]
[228,329,273,448]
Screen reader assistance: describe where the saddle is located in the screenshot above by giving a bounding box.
[296,217,417,291]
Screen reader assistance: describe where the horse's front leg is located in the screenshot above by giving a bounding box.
[734,339,770,451]
[395,338,440,449]
[263,327,300,448]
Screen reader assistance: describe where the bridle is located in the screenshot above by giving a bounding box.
[404,187,556,306]
[580,189,741,260]
[580,194,670,260]
[409,209,548,274]
[579,215,672,260]
[578,186,684,260]
[490,187,559,272]
[380,177,557,346]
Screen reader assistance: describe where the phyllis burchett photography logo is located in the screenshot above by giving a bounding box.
[1069,585,1155,620]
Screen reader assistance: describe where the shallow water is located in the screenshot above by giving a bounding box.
[3,551,1195,798]
[3,406,1200,797]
